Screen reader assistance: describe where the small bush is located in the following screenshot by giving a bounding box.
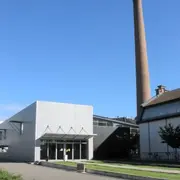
[0,169,22,180]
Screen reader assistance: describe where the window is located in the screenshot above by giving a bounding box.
[20,123,24,135]
[93,121,98,126]
[0,131,3,140]
[107,122,113,126]
[98,122,107,126]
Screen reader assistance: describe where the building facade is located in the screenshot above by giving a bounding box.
[0,101,138,162]
[138,85,180,161]
[0,101,94,162]
[93,115,138,159]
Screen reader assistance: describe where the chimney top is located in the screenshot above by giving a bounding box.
[155,85,167,96]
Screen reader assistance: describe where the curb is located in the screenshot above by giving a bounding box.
[39,162,76,171]
[39,162,167,180]
[86,169,166,180]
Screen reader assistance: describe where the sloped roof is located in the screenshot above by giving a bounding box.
[143,88,180,107]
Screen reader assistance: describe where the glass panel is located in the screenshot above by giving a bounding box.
[98,122,107,126]
[81,143,87,159]
[0,131,2,140]
[107,122,113,126]
[40,143,48,160]
[93,122,98,126]
[57,144,64,159]
[74,144,80,159]
[49,143,56,160]
[66,144,72,159]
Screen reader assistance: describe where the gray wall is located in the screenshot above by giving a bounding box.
[34,101,94,161]
[0,103,36,162]
[140,116,180,160]
[93,126,117,151]
[142,100,180,120]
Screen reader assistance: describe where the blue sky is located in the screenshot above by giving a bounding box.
[0,0,179,120]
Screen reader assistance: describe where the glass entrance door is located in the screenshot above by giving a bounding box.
[81,142,87,159]
[49,143,56,160]
[74,144,80,159]
[57,144,64,159]
[66,144,72,159]
[40,143,48,160]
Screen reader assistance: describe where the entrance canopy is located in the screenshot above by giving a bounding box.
[40,133,96,141]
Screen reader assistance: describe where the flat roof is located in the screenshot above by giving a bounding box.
[40,133,96,141]
[93,115,138,127]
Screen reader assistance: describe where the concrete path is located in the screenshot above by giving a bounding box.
[0,163,124,180]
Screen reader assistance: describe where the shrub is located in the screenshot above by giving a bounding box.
[0,169,22,180]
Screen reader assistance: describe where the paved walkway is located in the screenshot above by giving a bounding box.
[0,163,124,180]
[84,162,180,174]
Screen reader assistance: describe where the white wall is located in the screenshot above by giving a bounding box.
[142,101,180,120]
[34,101,93,160]
[167,116,180,152]
[140,116,180,160]
[139,123,149,153]
[149,120,167,152]
[0,103,36,162]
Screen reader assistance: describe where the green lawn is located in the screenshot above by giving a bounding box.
[86,164,180,180]
[55,161,180,180]
[0,169,22,180]
[86,160,180,171]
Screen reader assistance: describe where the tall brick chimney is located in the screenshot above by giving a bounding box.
[133,0,151,118]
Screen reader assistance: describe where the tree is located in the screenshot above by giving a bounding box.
[158,123,180,155]
[116,131,139,157]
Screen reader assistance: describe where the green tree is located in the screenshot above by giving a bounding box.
[158,123,180,159]
[116,131,139,157]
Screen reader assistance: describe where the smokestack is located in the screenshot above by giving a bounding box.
[133,0,151,118]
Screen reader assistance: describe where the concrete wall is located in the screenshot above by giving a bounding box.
[93,126,117,151]
[142,100,180,120]
[0,103,36,162]
[140,116,180,160]
[139,123,149,154]
[34,101,93,161]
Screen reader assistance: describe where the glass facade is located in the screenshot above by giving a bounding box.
[74,144,80,159]
[40,140,88,160]
[57,144,64,159]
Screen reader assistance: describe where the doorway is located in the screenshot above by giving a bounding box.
[57,144,64,159]
[74,144,80,159]
[81,142,87,159]
[49,143,56,160]
[40,143,48,160]
[66,144,72,159]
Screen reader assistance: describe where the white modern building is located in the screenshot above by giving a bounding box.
[0,101,95,162]
[138,85,180,161]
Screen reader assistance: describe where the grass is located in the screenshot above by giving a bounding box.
[55,161,180,180]
[86,164,180,180]
[0,169,22,180]
[86,160,180,171]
